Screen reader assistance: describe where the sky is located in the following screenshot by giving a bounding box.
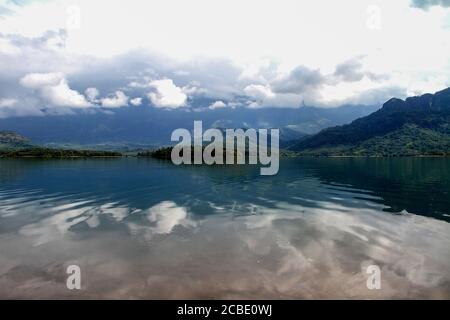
[0,0,450,118]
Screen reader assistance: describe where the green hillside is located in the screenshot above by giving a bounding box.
[289,87,450,156]
[0,131,121,158]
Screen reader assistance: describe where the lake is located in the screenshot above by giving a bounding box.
[0,157,449,299]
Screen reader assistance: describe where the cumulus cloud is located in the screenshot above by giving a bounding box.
[244,84,275,100]
[85,87,100,102]
[0,0,448,117]
[410,0,450,10]
[208,100,227,110]
[20,72,92,108]
[0,0,448,115]
[43,82,92,108]
[240,58,392,108]
[240,67,327,108]
[147,79,187,108]
[130,97,143,106]
[20,72,63,88]
[100,91,129,108]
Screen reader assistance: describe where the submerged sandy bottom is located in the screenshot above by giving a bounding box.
[0,197,449,299]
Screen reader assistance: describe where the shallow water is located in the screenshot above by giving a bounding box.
[0,157,449,299]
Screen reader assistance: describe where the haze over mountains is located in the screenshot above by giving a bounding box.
[2,87,450,157]
[0,104,378,146]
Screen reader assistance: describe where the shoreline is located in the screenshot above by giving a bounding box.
[287,154,450,158]
[3,155,448,160]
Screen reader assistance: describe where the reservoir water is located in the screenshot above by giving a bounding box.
[0,157,449,298]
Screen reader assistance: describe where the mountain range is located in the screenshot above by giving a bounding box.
[2,87,450,157]
[0,131,31,150]
[0,104,378,146]
[288,87,450,156]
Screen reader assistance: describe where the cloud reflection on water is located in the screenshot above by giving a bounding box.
[0,193,449,299]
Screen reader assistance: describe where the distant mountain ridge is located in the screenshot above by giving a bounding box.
[0,104,378,145]
[288,87,450,156]
[0,131,123,157]
[0,131,32,150]
[0,131,30,144]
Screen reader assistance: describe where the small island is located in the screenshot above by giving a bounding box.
[137,146,253,163]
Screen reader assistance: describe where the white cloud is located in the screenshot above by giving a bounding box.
[0,98,17,108]
[20,72,92,108]
[20,72,64,89]
[100,91,129,108]
[147,79,187,108]
[5,0,448,75]
[0,0,449,115]
[244,84,275,100]
[130,97,142,106]
[244,83,319,108]
[85,87,99,102]
[208,100,227,110]
[0,38,20,55]
[43,82,92,108]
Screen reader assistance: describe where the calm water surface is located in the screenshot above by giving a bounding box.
[0,158,449,299]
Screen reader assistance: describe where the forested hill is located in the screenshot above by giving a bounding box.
[0,131,121,158]
[0,131,32,149]
[288,87,450,156]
